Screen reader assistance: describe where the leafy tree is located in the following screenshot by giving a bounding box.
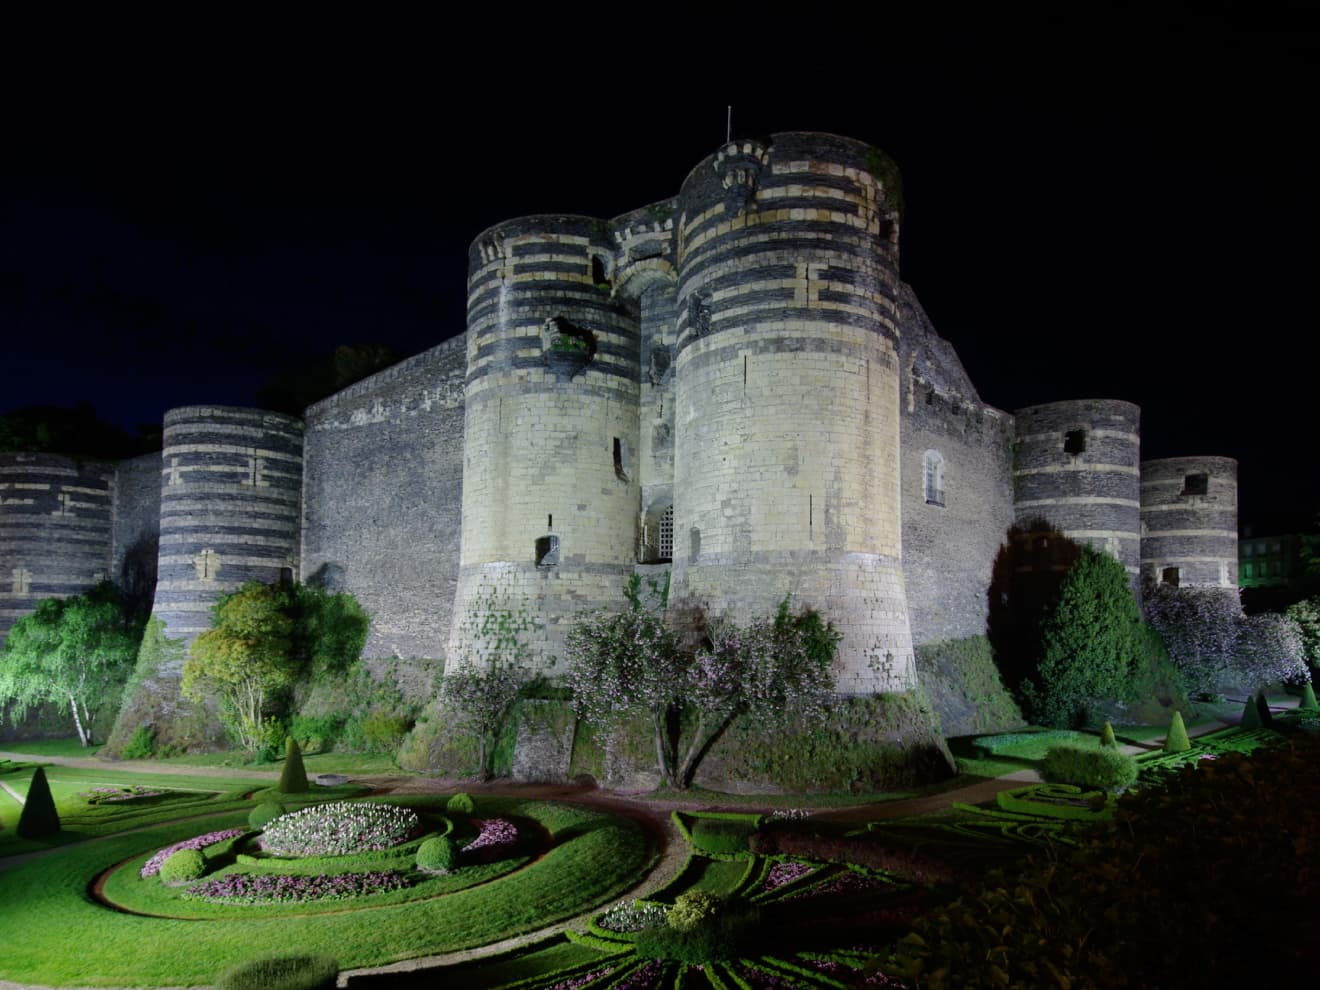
[182,582,298,756]
[566,584,839,789]
[182,580,370,758]
[0,581,144,746]
[1022,546,1145,728]
[438,584,537,779]
[1284,596,1320,675]
[1233,612,1307,691]
[0,402,156,458]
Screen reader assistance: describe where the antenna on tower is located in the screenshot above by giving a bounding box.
[726,106,732,143]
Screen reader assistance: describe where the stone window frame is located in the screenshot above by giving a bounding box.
[923,450,945,507]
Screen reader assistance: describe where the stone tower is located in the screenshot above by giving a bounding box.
[1140,456,1238,589]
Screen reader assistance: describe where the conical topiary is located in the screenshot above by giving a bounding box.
[1100,721,1118,748]
[1255,692,1274,728]
[17,766,61,838]
[1300,682,1318,710]
[1164,711,1191,753]
[1240,695,1262,729]
[278,737,309,794]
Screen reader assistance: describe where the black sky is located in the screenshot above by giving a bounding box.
[2,35,1316,523]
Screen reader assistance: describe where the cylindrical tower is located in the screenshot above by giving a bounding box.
[0,453,114,640]
[1140,456,1238,588]
[670,132,910,694]
[150,406,304,643]
[1012,400,1142,580]
[450,216,641,673]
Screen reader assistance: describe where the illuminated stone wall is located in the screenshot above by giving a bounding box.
[1140,456,1239,588]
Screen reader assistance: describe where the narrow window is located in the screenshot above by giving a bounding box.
[1183,473,1209,496]
[613,438,632,482]
[1064,429,1087,455]
[535,535,560,567]
[658,506,674,562]
[923,450,945,506]
[1162,566,1181,587]
[591,255,610,288]
[279,567,294,586]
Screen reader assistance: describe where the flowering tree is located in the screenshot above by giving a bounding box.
[440,582,538,778]
[566,586,839,789]
[0,581,143,746]
[1146,585,1308,695]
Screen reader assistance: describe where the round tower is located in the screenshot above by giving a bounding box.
[1140,456,1238,588]
[150,406,304,644]
[0,453,114,640]
[450,216,641,673]
[1012,400,1142,580]
[670,132,911,694]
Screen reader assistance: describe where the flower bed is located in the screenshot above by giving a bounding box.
[184,869,409,904]
[80,784,163,804]
[141,830,245,879]
[259,801,421,857]
[462,818,518,859]
[760,861,815,890]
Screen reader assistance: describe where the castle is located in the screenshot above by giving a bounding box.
[0,132,1239,753]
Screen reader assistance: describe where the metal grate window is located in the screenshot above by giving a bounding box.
[658,506,674,560]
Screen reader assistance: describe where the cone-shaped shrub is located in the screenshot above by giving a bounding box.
[1164,711,1191,753]
[1255,692,1274,728]
[278,737,309,794]
[1100,722,1118,748]
[447,792,475,815]
[1240,695,1262,729]
[1301,682,1317,710]
[17,766,60,838]
[416,835,458,873]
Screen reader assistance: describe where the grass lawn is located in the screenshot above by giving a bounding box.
[0,738,104,758]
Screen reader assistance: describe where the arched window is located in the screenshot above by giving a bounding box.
[923,450,945,507]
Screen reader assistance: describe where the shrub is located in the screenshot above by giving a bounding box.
[1256,692,1274,728]
[1164,711,1191,753]
[1241,694,1262,729]
[119,724,156,760]
[250,800,286,830]
[668,889,723,932]
[1301,682,1318,709]
[159,847,207,884]
[689,818,755,856]
[289,713,345,754]
[1100,721,1117,748]
[16,766,61,839]
[140,829,245,878]
[277,736,310,794]
[416,835,459,873]
[1040,744,1138,791]
[361,710,410,753]
[214,954,338,990]
[447,792,475,815]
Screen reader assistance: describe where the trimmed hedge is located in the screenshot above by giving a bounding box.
[278,738,309,794]
[16,766,60,839]
[416,835,458,873]
[447,792,475,815]
[1040,744,1138,791]
[689,819,755,857]
[1164,711,1191,753]
[249,801,286,830]
[214,954,337,990]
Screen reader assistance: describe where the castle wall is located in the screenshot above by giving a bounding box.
[111,450,161,606]
[1013,399,1142,580]
[669,132,913,693]
[1140,456,1238,588]
[898,288,1014,644]
[150,406,304,643]
[451,216,642,672]
[300,337,467,667]
[0,453,114,639]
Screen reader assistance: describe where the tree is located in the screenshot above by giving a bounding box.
[1284,596,1320,675]
[1233,612,1307,691]
[1022,547,1145,728]
[17,766,61,838]
[1144,585,1242,699]
[0,582,144,746]
[182,582,298,756]
[278,736,309,793]
[438,583,537,779]
[566,585,839,789]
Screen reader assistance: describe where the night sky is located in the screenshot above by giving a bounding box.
[4,38,1316,524]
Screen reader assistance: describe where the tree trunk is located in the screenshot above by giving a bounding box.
[69,693,90,747]
[651,708,676,788]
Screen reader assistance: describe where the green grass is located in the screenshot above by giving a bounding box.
[0,797,654,987]
[0,738,104,758]
[150,748,400,776]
